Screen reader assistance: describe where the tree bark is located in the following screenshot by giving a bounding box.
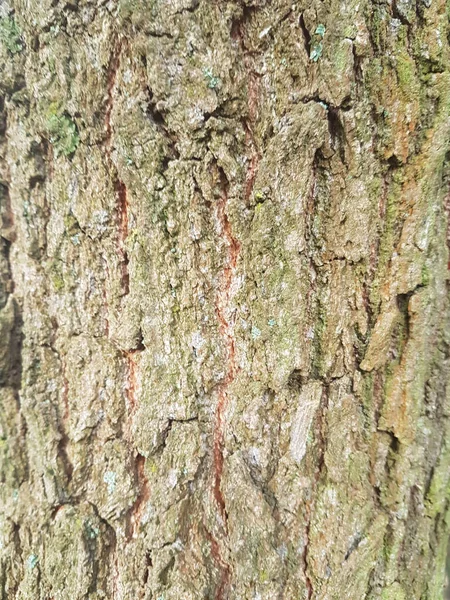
[1,0,450,598]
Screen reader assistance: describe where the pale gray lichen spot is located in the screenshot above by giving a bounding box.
[92,210,110,234]
[277,544,288,560]
[251,325,261,339]
[290,382,322,463]
[191,331,205,350]
[168,469,178,489]
[103,470,117,494]
[248,446,261,465]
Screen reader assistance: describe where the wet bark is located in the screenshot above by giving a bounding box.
[1,0,450,598]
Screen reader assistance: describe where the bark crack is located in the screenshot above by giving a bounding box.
[302,382,329,599]
[126,452,150,540]
[210,165,240,598]
[231,8,261,206]
[444,165,450,271]
[213,167,240,524]
[104,38,131,302]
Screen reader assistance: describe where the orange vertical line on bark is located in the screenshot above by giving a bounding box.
[210,18,260,595]
[213,179,240,523]
[205,528,232,600]
[210,172,241,599]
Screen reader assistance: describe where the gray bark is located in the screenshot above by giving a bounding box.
[1,0,450,598]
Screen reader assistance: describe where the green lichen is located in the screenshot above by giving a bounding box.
[315,24,326,37]
[52,275,64,292]
[310,41,323,62]
[381,582,406,600]
[63,213,80,236]
[254,190,265,204]
[45,104,80,157]
[421,263,430,287]
[425,441,450,518]
[0,16,23,54]
[369,180,401,313]
[49,258,65,292]
[311,300,328,377]
[202,67,221,90]
[310,23,326,62]
[84,520,100,540]
[396,51,418,101]
[259,569,269,583]
[26,554,39,570]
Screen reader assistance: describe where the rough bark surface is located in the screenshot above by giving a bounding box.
[1,0,450,598]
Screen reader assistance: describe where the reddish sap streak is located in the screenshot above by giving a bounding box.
[210,165,242,598]
[210,15,261,598]
[205,528,231,600]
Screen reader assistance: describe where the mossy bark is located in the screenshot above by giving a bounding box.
[1,0,450,598]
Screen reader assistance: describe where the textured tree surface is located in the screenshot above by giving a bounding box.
[1,0,450,598]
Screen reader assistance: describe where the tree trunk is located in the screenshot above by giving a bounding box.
[1,0,450,598]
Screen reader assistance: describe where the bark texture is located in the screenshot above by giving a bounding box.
[1,0,450,598]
